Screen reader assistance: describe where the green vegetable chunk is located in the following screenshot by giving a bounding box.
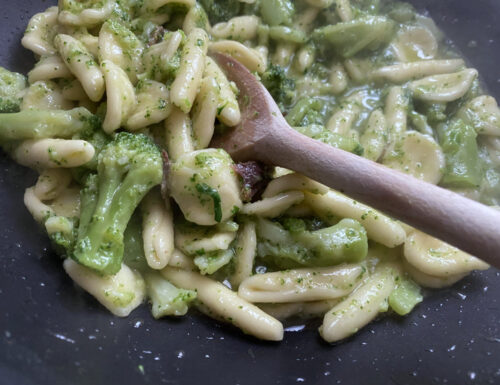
[122,212,149,272]
[312,16,395,58]
[0,107,98,141]
[145,271,196,318]
[261,64,296,113]
[0,66,26,113]
[295,124,364,156]
[260,0,294,26]
[199,0,240,24]
[196,183,222,223]
[438,119,482,188]
[194,248,234,275]
[389,276,423,316]
[72,132,163,275]
[257,218,368,268]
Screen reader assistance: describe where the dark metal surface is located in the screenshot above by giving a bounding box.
[0,1,499,384]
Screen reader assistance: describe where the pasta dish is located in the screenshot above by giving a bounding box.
[0,0,497,343]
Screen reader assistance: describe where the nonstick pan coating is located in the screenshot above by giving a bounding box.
[0,1,499,384]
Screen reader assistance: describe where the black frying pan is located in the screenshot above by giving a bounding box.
[0,1,499,384]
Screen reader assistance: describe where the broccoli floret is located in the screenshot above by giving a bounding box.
[145,271,197,318]
[0,107,98,142]
[0,67,26,113]
[261,64,296,112]
[72,132,163,275]
[199,0,240,24]
[256,217,368,269]
[45,216,79,257]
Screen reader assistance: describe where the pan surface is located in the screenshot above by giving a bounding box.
[0,1,499,384]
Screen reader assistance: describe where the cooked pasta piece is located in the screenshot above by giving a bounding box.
[21,6,59,57]
[238,264,364,303]
[230,221,257,287]
[404,230,489,277]
[126,80,171,131]
[58,0,116,27]
[101,60,136,133]
[384,86,409,148]
[61,79,88,101]
[171,28,209,113]
[141,190,175,270]
[403,260,467,289]
[33,169,72,201]
[329,63,349,95]
[360,109,387,162]
[212,16,259,41]
[262,173,328,198]
[258,300,339,320]
[164,107,195,161]
[240,191,305,218]
[21,81,73,111]
[54,34,105,102]
[203,57,241,127]
[24,187,55,223]
[13,139,95,169]
[320,265,396,343]
[28,56,73,83]
[457,95,500,136]
[192,76,219,149]
[391,26,438,62]
[161,267,284,341]
[64,259,146,317]
[410,69,478,103]
[372,59,465,83]
[209,40,266,73]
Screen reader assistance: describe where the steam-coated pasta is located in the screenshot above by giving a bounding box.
[3,0,496,345]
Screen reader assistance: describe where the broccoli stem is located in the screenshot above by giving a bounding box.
[0,107,97,141]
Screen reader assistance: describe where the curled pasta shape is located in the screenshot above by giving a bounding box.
[457,95,500,136]
[305,190,406,248]
[372,59,465,83]
[24,187,55,223]
[168,249,196,271]
[403,260,466,289]
[126,80,171,131]
[61,79,88,101]
[141,190,175,270]
[410,69,478,103]
[34,169,72,201]
[64,259,146,317]
[212,16,260,41]
[169,149,242,226]
[258,300,339,321]
[330,63,349,95]
[98,20,144,84]
[336,0,353,22]
[262,173,329,198]
[319,265,396,343]
[204,57,241,127]
[241,191,305,218]
[272,42,296,68]
[101,60,136,133]
[183,4,210,34]
[58,0,116,27]
[143,31,184,82]
[404,230,489,277]
[238,264,364,303]
[13,139,95,169]
[21,6,59,56]
[28,56,73,84]
[175,226,237,256]
[296,7,320,33]
[54,34,105,102]
[192,76,219,149]
[391,26,438,62]
[230,221,257,288]
[72,28,99,57]
[295,45,315,73]
[171,28,209,113]
[384,86,408,147]
[50,187,81,217]
[383,131,445,184]
[161,267,284,341]
[164,107,194,162]
[209,40,266,74]
[21,81,73,111]
[343,57,374,84]
[360,109,387,162]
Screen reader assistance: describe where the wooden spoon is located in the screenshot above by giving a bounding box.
[210,53,500,269]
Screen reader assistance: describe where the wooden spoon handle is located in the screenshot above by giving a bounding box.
[258,125,500,268]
